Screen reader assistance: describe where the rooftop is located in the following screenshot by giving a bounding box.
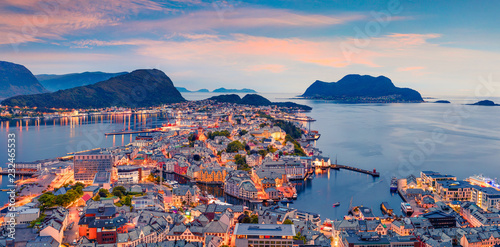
[234,223,295,236]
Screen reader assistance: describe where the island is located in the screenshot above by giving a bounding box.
[208,94,312,111]
[301,74,423,103]
[175,87,211,93]
[434,100,451,104]
[468,100,499,106]
[212,87,257,93]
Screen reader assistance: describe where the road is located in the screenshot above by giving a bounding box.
[63,206,80,245]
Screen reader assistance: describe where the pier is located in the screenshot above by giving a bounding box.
[330,164,380,177]
[104,130,158,136]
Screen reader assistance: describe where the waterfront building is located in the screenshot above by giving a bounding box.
[420,171,456,189]
[74,152,113,183]
[460,202,500,227]
[435,180,474,202]
[172,185,198,207]
[199,167,227,184]
[233,223,295,247]
[471,186,500,210]
[421,211,457,228]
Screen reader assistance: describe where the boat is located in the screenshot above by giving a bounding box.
[401,202,413,216]
[390,177,398,191]
[280,198,293,204]
[292,193,298,199]
[380,202,393,215]
[305,131,321,141]
[332,202,340,207]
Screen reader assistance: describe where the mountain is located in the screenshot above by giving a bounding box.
[0,61,48,98]
[213,87,257,93]
[2,69,185,108]
[302,74,423,103]
[207,94,312,110]
[36,71,127,92]
[175,87,210,93]
[469,100,499,106]
[176,87,191,92]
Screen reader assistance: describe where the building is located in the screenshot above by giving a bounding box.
[420,171,456,189]
[74,153,113,183]
[39,207,69,244]
[199,167,227,184]
[117,165,141,184]
[172,185,198,207]
[92,171,112,190]
[78,203,128,244]
[234,223,295,247]
[421,211,456,228]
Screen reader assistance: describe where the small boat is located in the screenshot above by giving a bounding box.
[401,202,413,216]
[292,193,298,199]
[381,202,393,215]
[280,198,293,204]
[390,177,398,191]
[332,202,340,207]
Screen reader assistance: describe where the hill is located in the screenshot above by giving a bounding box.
[302,74,423,103]
[36,71,127,91]
[0,61,48,98]
[468,100,499,106]
[213,87,257,93]
[207,94,311,110]
[2,69,185,108]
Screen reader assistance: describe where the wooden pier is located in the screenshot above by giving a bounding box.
[330,164,380,177]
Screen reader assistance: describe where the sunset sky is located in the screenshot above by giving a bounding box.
[1,0,499,96]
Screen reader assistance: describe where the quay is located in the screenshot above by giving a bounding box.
[104,129,158,136]
[330,164,380,177]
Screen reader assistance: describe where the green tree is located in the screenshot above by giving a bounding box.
[122,196,132,206]
[250,214,259,224]
[112,186,126,198]
[226,141,245,153]
[98,189,110,198]
[239,130,248,136]
[283,219,294,224]
[293,232,307,244]
[93,194,101,201]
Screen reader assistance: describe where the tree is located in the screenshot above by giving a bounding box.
[226,141,245,153]
[250,214,259,224]
[293,232,307,244]
[283,219,294,224]
[99,189,110,198]
[93,195,101,201]
[112,186,126,197]
[239,130,248,136]
[122,196,132,206]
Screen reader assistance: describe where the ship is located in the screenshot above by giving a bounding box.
[304,131,321,141]
[390,177,398,191]
[380,202,393,215]
[280,198,293,204]
[332,202,340,207]
[401,202,413,216]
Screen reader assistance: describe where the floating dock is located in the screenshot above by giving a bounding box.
[330,164,380,177]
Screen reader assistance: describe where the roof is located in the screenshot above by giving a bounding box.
[81,194,92,202]
[26,236,59,247]
[234,223,295,236]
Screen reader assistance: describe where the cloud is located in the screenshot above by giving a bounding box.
[245,64,287,73]
[125,8,366,32]
[0,0,172,46]
[397,66,425,72]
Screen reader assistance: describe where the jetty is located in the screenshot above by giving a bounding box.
[330,164,380,177]
[104,129,158,136]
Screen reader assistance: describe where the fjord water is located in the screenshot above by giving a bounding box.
[1,93,499,220]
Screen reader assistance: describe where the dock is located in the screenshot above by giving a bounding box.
[104,130,158,136]
[330,164,380,177]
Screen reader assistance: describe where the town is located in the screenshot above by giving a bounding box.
[1,99,500,247]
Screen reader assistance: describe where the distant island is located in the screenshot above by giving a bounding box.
[2,69,185,108]
[212,87,257,93]
[301,74,423,103]
[207,94,312,111]
[468,100,499,106]
[176,87,210,93]
[434,100,451,104]
[0,61,48,98]
[36,71,128,92]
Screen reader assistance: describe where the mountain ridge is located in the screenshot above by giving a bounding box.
[0,61,48,98]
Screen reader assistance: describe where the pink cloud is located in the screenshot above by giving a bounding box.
[397,66,425,71]
[245,64,287,73]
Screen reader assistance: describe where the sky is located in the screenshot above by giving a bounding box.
[1,0,500,96]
